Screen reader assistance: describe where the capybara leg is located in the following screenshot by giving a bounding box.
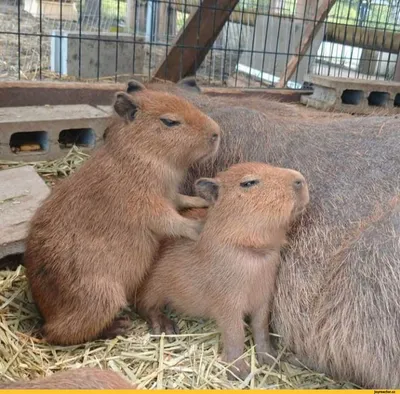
[99,316,132,340]
[43,284,126,345]
[175,194,210,209]
[251,307,278,366]
[151,205,204,241]
[218,315,250,381]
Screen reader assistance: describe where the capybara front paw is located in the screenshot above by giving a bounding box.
[191,196,210,208]
[226,360,250,381]
[256,351,278,367]
[184,220,204,241]
[148,313,179,341]
[99,317,131,340]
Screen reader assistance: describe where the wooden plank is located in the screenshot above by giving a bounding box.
[0,81,308,108]
[153,0,240,83]
[201,87,313,102]
[275,0,338,88]
[0,81,127,108]
[324,23,400,54]
[0,166,50,259]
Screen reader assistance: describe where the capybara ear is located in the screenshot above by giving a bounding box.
[113,92,139,121]
[195,177,220,203]
[126,79,146,94]
[177,76,201,93]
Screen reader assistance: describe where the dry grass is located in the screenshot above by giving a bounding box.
[0,148,360,389]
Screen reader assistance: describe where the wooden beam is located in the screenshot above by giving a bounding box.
[324,23,400,54]
[276,0,338,88]
[153,0,240,83]
[0,81,309,108]
[201,87,313,102]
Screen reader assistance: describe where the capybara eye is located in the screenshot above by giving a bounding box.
[240,179,260,188]
[160,118,181,127]
[293,179,304,189]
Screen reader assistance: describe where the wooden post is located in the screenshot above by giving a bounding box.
[152,0,240,82]
[126,0,136,33]
[276,0,338,88]
[394,53,400,82]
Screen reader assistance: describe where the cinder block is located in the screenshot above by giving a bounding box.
[301,75,400,114]
[0,166,50,259]
[0,104,110,161]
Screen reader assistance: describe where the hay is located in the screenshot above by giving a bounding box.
[0,148,360,389]
[0,267,360,389]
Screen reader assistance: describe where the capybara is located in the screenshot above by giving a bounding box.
[24,80,221,346]
[138,78,400,388]
[0,368,135,389]
[136,162,310,380]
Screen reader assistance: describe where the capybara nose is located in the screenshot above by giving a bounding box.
[293,178,304,190]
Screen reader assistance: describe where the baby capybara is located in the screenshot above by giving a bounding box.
[0,368,135,389]
[24,80,220,346]
[136,162,309,380]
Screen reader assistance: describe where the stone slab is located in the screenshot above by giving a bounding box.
[0,166,50,259]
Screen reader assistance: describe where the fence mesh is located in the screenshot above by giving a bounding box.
[0,0,399,88]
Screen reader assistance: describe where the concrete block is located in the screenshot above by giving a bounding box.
[0,104,110,161]
[51,31,145,79]
[0,166,50,259]
[301,75,400,114]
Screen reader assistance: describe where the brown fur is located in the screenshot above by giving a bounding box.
[139,78,400,388]
[135,162,309,380]
[0,368,135,389]
[24,80,220,346]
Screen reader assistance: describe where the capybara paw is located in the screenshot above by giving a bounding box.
[99,317,131,340]
[191,196,210,208]
[256,351,278,367]
[282,353,304,368]
[149,314,179,341]
[183,220,204,241]
[226,360,250,381]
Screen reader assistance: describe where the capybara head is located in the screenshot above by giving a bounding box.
[194,162,309,245]
[111,79,220,167]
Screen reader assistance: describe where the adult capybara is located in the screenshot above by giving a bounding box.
[136,163,310,380]
[0,368,135,389]
[24,80,220,346]
[136,78,400,388]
